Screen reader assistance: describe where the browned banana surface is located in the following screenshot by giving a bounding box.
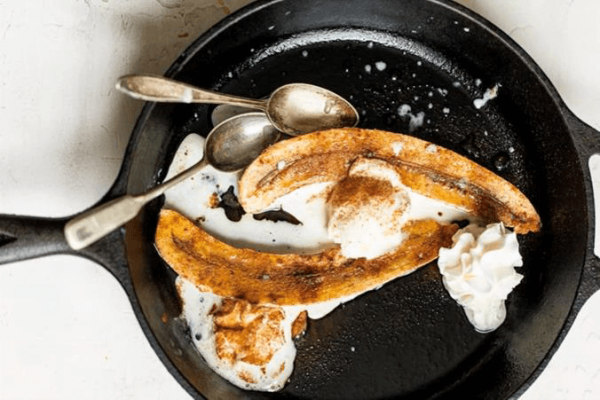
[238,128,540,234]
[155,209,458,306]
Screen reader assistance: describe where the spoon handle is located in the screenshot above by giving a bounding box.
[116,74,267,110]
[64,157,209,250]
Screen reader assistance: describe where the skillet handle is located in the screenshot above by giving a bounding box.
[0,214,70,265]
[565,111,600,294]
[0,213,130,287]
[566,111,600,162]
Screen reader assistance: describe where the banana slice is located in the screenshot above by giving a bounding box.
[238,128,540,234]
[155,209,458,306]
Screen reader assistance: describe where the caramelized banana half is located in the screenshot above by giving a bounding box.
[155,209,458,306]
[238,128,541,234]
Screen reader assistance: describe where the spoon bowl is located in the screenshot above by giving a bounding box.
[266,83,360,136]
[207,112,281,171]
[116,74,359,135]
[64,113,280,250]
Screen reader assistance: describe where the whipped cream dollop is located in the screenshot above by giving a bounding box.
[437,222,523,333]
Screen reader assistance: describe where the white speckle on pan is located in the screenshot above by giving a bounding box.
[301,50,308,57]
[443,107,450,114]
[227,71,233,78]
[428,91,434,97]
[414,96,419,101]
[464,27,470,32]
[398,104,412,117]
[474,84,500,109]
[417,61,422,66]
[410,112,425,132]
[367,41,374,49]
[391,75,398,81]
[364,64,372,73]
[397,104,425,132]
[375,61,387,71]
[411,73,416,78]
[475,78,482,86]
[428,103,433,109]
[437,88,448,96]
[268,25,275,30]
[508,146,515,153]
[453,81,461,87]
[350,346,356,352]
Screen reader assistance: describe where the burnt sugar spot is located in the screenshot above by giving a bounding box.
[253,208,303,225]
[452,219,471,229]
[217,186,246,222]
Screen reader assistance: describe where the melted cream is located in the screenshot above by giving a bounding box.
[164,134,332,254]
[176,273,364,392]
[163,133,479,390]
[327,158,409,259]
[437,222,523,333]
[176,277,300,392]
[328,157,473,259]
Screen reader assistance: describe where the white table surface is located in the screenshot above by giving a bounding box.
[1,0,600,398]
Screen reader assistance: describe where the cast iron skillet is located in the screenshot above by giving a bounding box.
[1,0,600,398]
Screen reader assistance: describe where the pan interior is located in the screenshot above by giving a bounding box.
[124,1,587,399]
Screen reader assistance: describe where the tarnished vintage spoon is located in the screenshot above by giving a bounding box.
[64,113,280,250]
[116,74,359,136]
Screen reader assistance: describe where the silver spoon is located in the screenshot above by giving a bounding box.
[116,74,359,136]
[64,113,280,250]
